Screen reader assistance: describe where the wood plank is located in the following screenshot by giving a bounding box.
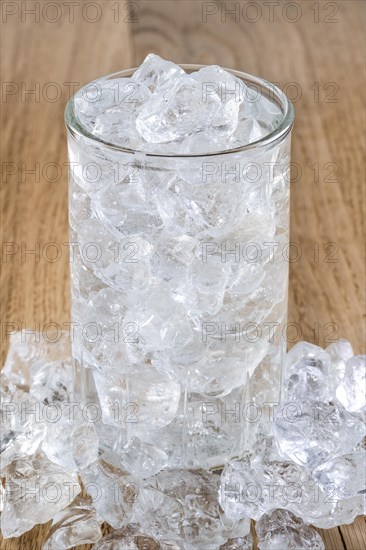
[1,0,365,549]
[340,517,366,550]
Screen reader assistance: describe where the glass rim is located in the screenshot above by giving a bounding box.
[64,64,294,159]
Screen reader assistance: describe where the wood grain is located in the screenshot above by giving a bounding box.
[1,0,365,548]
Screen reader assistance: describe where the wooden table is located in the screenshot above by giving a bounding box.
[1,1,365,548]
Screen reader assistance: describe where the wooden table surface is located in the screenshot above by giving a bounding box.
[1,0,365,548]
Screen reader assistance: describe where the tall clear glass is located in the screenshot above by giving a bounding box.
[65,66,294,469]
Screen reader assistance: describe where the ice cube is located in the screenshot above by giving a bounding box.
[30,359,74,405]
[93,528,176,549]
[0,482,5,512]
[136,75,222,143]
[102,436,169,478]
[93,109,144,149]
[336,355,366,413]
[148,234,197,281]
[3,330,71,389]
[283,342,332,402]
[312,452,366,498]
[81,457,137,528]
[77,217,153,293]
[192,65,247,135]
[292,492,365,529]
[133,485,185,543]
[74,77,145,133]
[230,118,265,147]
[256,508,324,550]
[0,386,47,468]
[136,469,249,547]
[273,401,365,469]
[42,406,99,472]
[326,338,354,390]
[220,534,253,550]
[132,53,185,94]
[1,453,80,538]
[91,178,163,239]
[42,495,101,549]
[219,436,313,521]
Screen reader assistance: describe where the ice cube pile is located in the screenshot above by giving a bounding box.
[73,53,283,154]
[1,332,365,548]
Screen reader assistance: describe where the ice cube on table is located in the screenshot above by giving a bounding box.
[219,534,253,550]
[326,338,354,389]
[312,452,366,498]
[256,509,325,550]
[133,484,185,543]
[291,492,365,529]
[283,341,332,401]
[273,400,365,469]
[42,495,102,549]
[41,406,99,472]
[1,453,80,539]
[336,355,366,413]
[81,458,137,529]
[0,385,47,468]
[136,469,249,547]
[219,436,314,521]
[92,529,178,549]
[3,330,71,389]
[30,358,74,405]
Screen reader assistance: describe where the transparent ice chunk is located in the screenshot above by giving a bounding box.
[135,469,249,547]
[220,534,253,550]
[256,509,325,550]
[102,436,169,478]
[336,355,366,413]
[3,330,71,389]
[77,217,153,293]
[93,364,181,430]
[1,453,80,538]
[273,401,365,468]
[136,75,222,143]
[283,341,332,402]
[42,495,102,549]
[91,178,163,239]
[326,338,354,390]
[132,53,185,94]
[0,386,47,468]
[74,77,146,133]
[81,457,137,528]
[312,452,366,498]
[42,406,99,472]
